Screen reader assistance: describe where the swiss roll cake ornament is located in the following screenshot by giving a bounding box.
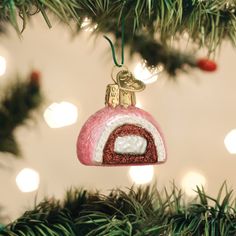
[76,69,167,166]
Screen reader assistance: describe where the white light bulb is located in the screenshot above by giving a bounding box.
[136,100,142,108]
[134,61,161,84]
[224,129,236,154]
[129,165,154,185]
[44,102,78,128]
[181,171,206,197]
[16,168,40,193]
[0,56,7,76]
[81,17,98,32]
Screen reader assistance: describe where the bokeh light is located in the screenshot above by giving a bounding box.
[0,56,7,76]
[181,171,206,197]
[129,165,154,185]
[224,129,236,154]
[44,102,78,128]
[16,168,40,193]
[134,61,161,84]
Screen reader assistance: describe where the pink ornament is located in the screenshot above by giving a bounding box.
[77,106,167,166]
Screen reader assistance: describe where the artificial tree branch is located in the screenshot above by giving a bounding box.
[2,0,236,49]
[0,71,43,156]
[0,0,226,76]
[1,183,236,235]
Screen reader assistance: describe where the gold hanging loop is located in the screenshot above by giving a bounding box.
[106,67,146,108]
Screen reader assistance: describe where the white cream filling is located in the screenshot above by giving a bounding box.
[114,135,147,155]
[93,115,166,164]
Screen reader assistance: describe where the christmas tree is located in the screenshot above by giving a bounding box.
[0,1,236,235]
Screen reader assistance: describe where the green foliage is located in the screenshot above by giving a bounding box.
[0,0,232,75]
[0,72,42,156]
[1,183,236,235]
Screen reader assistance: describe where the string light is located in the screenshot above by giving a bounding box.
[16,168,40,193]
[44,102,78,128]
[129,165,154,185]
[134,61,162,84]
[224,129,236,154]
[136,100,142,108]
[0,56,7,76]
[181,171,206,197]
[81,17,98,32]
[225,2,235,13]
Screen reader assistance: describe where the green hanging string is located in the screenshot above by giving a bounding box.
[104,17,125,67]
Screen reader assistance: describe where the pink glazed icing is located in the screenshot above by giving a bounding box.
[76,106,167,166]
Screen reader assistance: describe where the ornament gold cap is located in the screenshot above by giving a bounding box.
[105,84,120,108]
[105,69,145,108]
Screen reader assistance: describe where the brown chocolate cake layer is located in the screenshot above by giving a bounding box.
[103,124,158,165]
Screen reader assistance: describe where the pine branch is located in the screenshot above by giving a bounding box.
[1,184,236,235]
[0,71,43,156]
[0,0,225,76]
